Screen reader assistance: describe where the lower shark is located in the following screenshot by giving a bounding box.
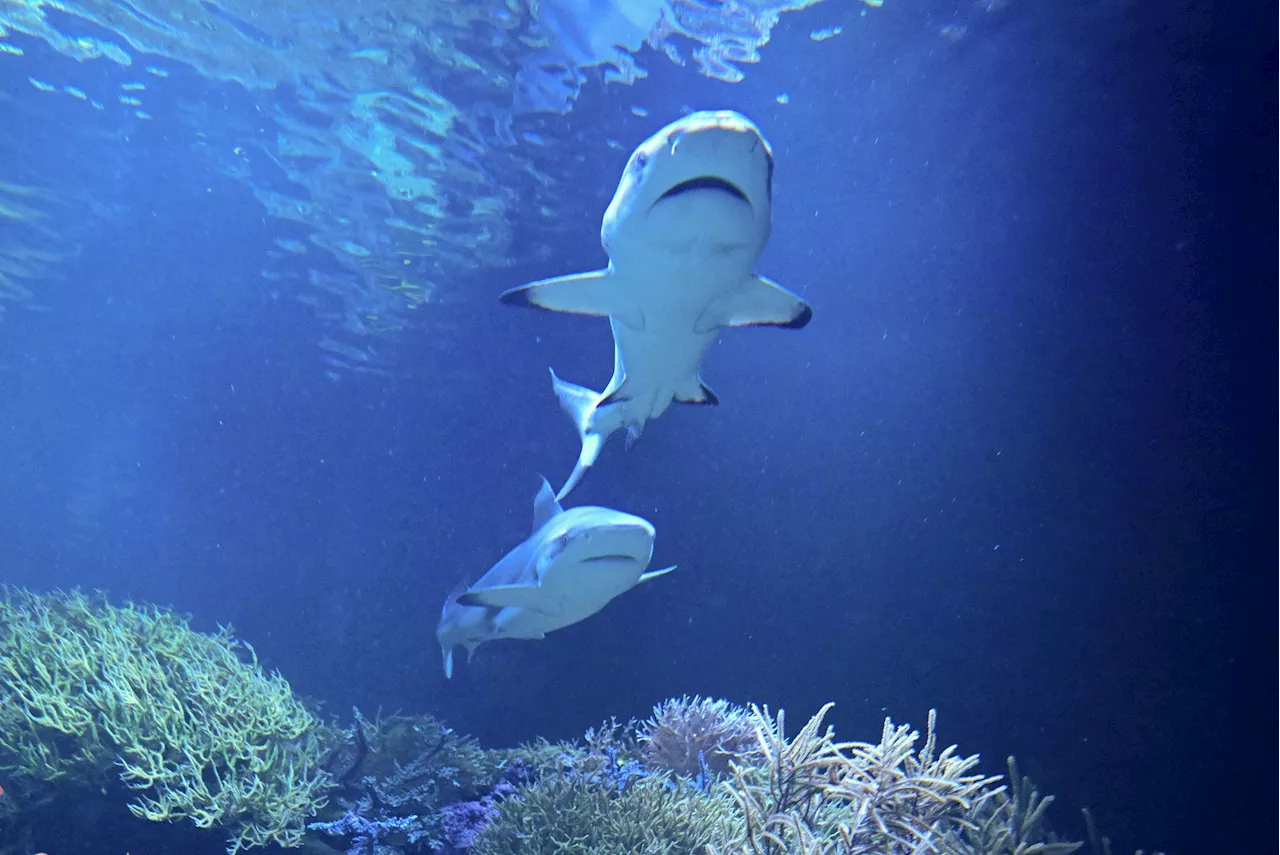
[435,477,675,678]
[500,110,812,501]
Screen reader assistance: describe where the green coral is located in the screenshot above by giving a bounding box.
[473,714,741,855]
[0,587,334,853]
[471,769,740,855]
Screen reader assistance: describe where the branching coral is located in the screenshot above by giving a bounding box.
[710,703,1056,855]
[949,757,1082,855]
[0,587,334,853]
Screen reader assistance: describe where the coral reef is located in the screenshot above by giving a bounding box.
[0,586,1150,855]
[0,587,334,853]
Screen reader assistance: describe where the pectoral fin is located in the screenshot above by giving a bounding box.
[500,269,645,330]
[638,564,677,583]
[457,584,541,609]
[693,274,813,333]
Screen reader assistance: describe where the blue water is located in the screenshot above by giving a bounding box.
[0,1,1270,853]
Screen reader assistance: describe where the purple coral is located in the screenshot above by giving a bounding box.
[437,798,498,849]
[435,759,531,852]
[308,809,430,855]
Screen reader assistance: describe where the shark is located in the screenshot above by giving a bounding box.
[500,109,813,501]
[435,477,675,678]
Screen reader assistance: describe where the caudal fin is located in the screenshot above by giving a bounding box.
[551,368,597,426]
[556,433,602,502]
[549,368,606,502]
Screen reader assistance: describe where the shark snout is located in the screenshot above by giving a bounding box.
[554,517,655,565]
[667,125,761,161]
[648,118,771,213]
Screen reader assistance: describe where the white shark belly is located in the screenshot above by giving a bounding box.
[611,317,717,420]
[536,557,646,628]
[608,251,749,420]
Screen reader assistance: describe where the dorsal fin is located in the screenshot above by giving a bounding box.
[531,476,563,532]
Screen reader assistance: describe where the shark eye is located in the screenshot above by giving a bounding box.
[633,153,648,170]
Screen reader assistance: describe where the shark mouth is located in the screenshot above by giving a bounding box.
[655,176,749,204]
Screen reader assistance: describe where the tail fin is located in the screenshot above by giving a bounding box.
[550,367,596,427]
[556,433,602,502]
[550,368,606,502]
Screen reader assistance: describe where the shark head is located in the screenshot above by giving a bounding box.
[535,505,656,575]
[601,110,774,258]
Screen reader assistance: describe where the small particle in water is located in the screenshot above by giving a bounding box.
[810,25,843,41]
[145,65,169,77]
[341,241,371,258]
[861,0,884,6]
[606,139,624,150]
[940,25,968,42]
[28,77,54,92]
[0,43,23,56]
[776,93,790,105]
[120,81,146,92]
[118,95,142,106]
[630,105,649,117]
[520,131,546,145]
[135,110,152,120]
[63,86,87,100]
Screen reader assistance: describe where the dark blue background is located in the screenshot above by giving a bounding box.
[0,1,1271,852]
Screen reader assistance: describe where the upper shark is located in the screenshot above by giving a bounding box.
[500,110,812,501]
[435,477,675,678]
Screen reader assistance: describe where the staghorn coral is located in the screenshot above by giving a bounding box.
[0,587,334,853]
[639,695,763,780]
[949,757,1082,855]
[710,703,1064,855]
